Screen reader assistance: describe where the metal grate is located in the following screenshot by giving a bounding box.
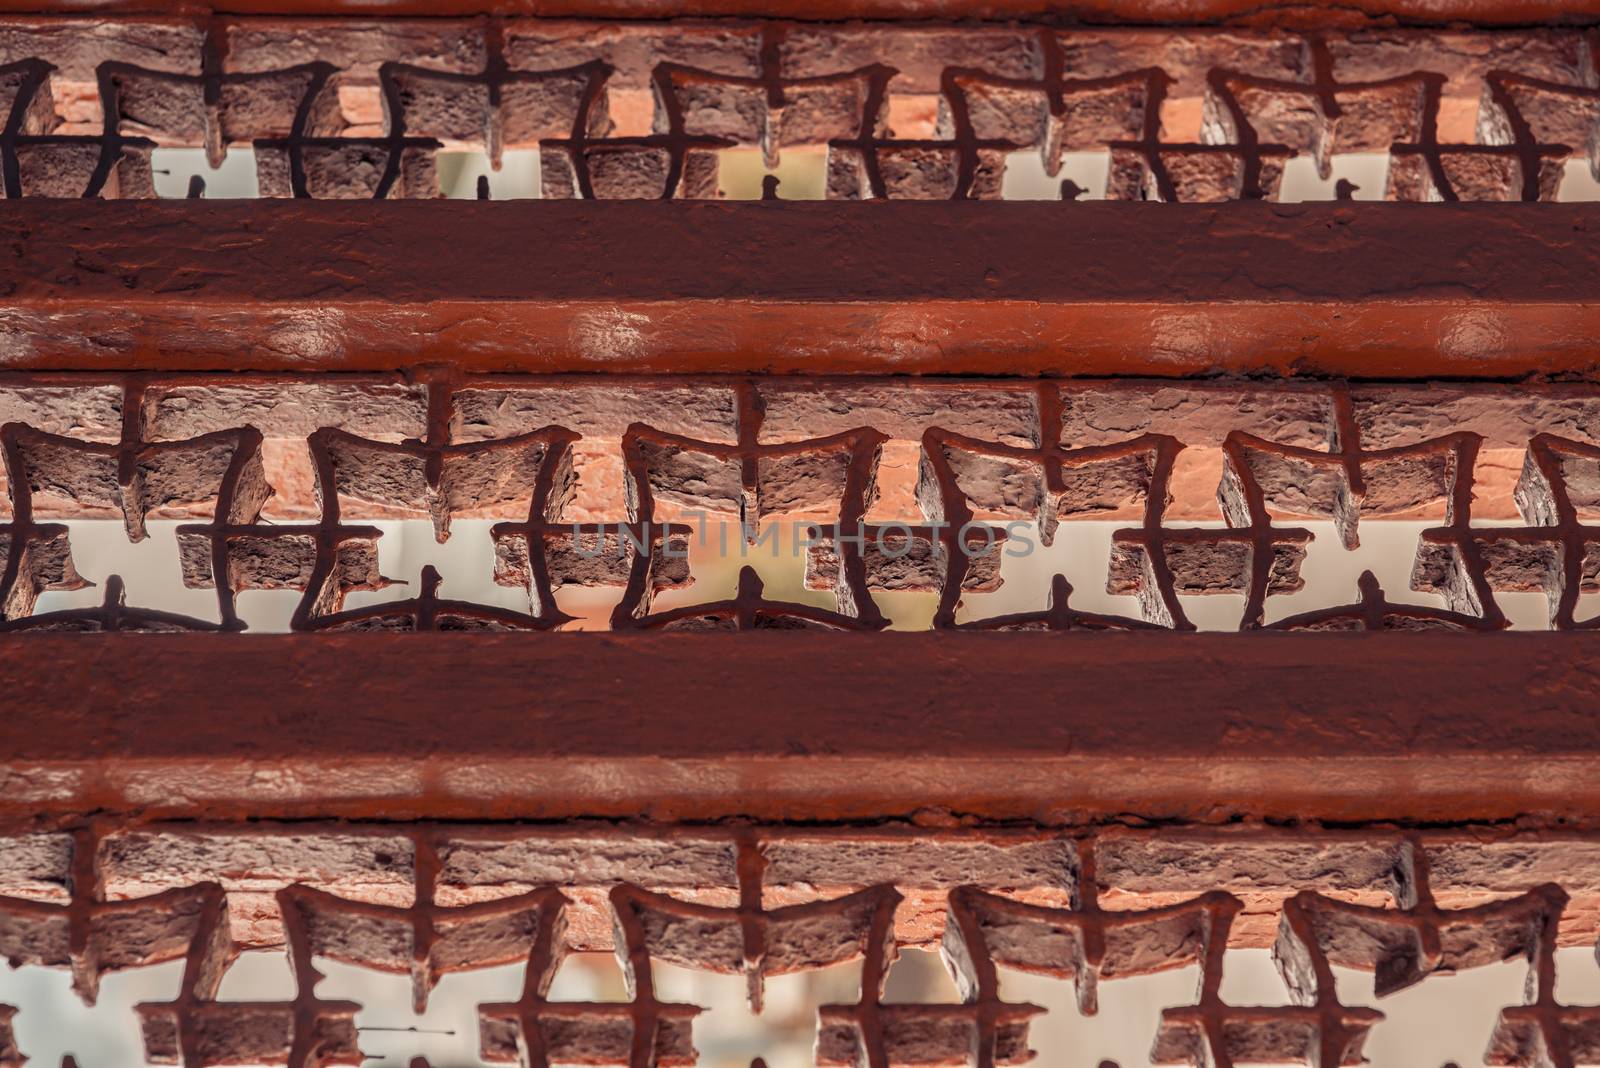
[4,374,1600,631]
[0,824,1596,1066]
[1,8,1596,1067]
[0,18,1596,199]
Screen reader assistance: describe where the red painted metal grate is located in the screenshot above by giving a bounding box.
[0,824,1596,1066]
[1,4,1598,1066]
[0,18,1595,199]
[4,374,1600,631]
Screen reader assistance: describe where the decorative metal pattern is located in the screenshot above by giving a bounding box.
[0,18,1596,199]
[0,824,1596,1066]
[3,7,1593,1068]
[3,373,1598,631]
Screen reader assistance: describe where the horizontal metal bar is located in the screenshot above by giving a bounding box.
[6,631,1600,824]
[4,201,1600,379]
[0,0,1592,25]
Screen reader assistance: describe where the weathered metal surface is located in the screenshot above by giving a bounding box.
[0,5,1591,1064]
[0,824,1592,1064]
[4,202,1600,377]
[0,18,1593,200]
[1,0,1595,24]
[2,632,1600,824]
[3,374,1600,631]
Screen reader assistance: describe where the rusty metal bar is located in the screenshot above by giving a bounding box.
[0,0,1594,25]
[6,631,1600,824]
[4,200,1600,378]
